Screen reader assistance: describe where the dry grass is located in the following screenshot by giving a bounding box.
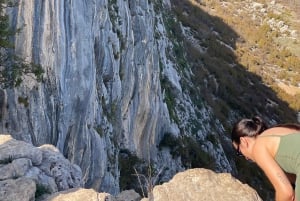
[191,0,300,110]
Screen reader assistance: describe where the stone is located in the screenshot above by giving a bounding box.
[115,189,141,201]
[0,135,83,198]
[37,144,83,191]
[44,188,142,201]
[0,158,32,180]
[142,168,262,201]
[0,177,36,201]
[0,135,43,165]
[44,188,114,201]
[25,166,58,193]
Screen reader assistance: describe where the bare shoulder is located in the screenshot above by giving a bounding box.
[254,135,279,158]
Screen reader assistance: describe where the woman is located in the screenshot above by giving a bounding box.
[231,116,300,201]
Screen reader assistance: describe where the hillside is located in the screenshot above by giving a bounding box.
[193,0,300,110]
[165,0,300,200]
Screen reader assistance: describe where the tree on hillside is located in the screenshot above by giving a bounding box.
[0,0,44,88]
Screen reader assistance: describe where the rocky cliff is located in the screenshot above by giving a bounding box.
[0,0,298,199]
[1,0,174,194]
[0,0,234,194]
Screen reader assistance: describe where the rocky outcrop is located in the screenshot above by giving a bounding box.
[0,135,262,201]
[0,134,82,200]
[0,134,143,201]
[37,168,263,201]
[0,177,36,201]
[142,168,262,201]
[1,0,183,194]
[43,188,113,201]
[44,189,141,201]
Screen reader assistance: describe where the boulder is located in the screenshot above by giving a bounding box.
[37,144,82,191]
[0,134,83,200]
[44,188,114,201]
[0,177,36,201]
[44,188,142,201]
[142,168,262,201]
[0,158,32,180]
[0,135,42,165]
[115,189,141,201]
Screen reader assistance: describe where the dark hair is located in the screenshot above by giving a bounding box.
[231,116,268,144]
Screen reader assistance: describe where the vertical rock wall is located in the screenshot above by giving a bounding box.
[0,0,173,194]
[0,0,233,194]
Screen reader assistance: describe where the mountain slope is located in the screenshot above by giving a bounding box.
[0,0,299,201]
[192,0,300,110]
[164,0,300,199]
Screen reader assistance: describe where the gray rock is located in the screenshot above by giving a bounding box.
[38,144,83,190]
[0,158,32,180]
[25,167,58,193]
[0,177,36,201]
[0,135,43,165]
[0,135,83,198]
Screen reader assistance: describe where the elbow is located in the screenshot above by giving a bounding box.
[285,187,295,199]
[276,188,294,201]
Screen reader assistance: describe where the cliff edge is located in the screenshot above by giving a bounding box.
[0,135,262,201]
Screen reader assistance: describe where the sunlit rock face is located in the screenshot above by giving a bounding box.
[0,0,233,194]
[0,0,172,194]
[141,169,263,201]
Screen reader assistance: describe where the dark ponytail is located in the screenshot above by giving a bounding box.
[231,116,268,144]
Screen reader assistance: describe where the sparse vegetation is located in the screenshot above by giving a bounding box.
[159,133,215,169]
[163,1,299,200]
[196,0,300,111]
[119,149,148,195]
[0,0,44,88]
[119,149,164,198]
[18,96,29,107]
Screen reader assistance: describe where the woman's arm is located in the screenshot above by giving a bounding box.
[254,145,294,201]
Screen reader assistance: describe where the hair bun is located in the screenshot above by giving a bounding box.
[252,116,262,125]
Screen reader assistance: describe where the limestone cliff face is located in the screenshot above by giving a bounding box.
[0,0,233,194]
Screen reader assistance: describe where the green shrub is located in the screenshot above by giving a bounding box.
[0,1,44,88]
[18,96,29,107]
[119,149,148,195]
[159,133,215,169]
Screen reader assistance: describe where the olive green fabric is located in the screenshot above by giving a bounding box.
[260,133,300,200]
[274,133,300,174]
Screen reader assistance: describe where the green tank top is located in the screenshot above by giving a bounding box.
[268,133,300,173]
